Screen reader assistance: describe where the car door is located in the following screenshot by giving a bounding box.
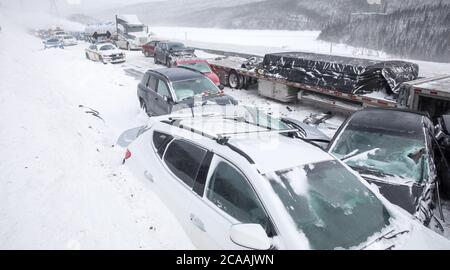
[142,74,158,115]
[153,77,173,115]
[150,41,158,56]
[155,43,163,62]
[156,138,211,235]
[187,155,275,249]
[158,43,168,63]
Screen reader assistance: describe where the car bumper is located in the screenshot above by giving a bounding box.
[103,56,126,63]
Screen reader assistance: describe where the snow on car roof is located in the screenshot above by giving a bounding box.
[178,117,332,173]
[230,135,332,173]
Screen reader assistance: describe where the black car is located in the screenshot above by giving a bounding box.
[327,108,450,225]
[154,41,196,67]
[137,68,236,116]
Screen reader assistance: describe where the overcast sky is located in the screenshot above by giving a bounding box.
[0,0,162,13]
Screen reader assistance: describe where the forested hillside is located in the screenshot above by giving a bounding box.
[319,1,450,61]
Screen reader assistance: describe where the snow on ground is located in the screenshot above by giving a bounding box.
[0,18,193,249]
[151,26,450,78]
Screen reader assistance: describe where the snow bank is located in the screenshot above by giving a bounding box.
[0,13,193,249]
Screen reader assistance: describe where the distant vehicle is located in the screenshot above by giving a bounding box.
[328,108,450,225]
[117,113,450,250]
[53,31,67,39]
[43,38,64,49]
[137,68,235,116]
[85,43,125,64]
[115,14,151,50]
[142,40,162,57]
[176,58,220,86]
[85,22,115,43]
[61,35,78,46]
[154,41,196,67]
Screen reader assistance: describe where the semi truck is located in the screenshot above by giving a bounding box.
[114,14,152,50]
[207,51,450,118]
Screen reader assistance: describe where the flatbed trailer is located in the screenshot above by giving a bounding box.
[207,56,398,112]
[398,74,450,119]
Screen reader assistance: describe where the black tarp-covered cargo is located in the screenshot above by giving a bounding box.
[260,52,419,95]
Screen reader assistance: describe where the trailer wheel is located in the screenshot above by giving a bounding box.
[228,70,240,89]
[242,76,249,90]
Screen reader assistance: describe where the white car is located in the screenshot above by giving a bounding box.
[61,35,78,46]
[85,43,126,64]
[118,113,450,250]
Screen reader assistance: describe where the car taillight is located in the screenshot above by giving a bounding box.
[122,149,132,164]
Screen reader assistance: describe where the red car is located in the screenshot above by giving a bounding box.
[175,58,220,86]
[142,40,162,57]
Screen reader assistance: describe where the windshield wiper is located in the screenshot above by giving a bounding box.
[349,165,393,178]
[360,229,410,250]
[341,148,380,162]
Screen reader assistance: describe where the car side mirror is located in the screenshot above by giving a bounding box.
[218,84,225,90]
[229,224,271,250]
[163,95,173,103]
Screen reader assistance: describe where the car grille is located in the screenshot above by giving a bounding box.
[111,54,123,60]
[139,37,147,45]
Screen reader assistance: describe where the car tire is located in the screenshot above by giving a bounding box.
[99,55,106,64]
[228,70,240,89]
[166,57,170,67]
[85,52,89,60]
[144,51,149,57]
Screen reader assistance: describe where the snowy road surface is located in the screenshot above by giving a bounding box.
[0,24,194,249]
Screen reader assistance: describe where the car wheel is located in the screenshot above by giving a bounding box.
[144,51,149,57]
[228,70,240,89]
[99,55,106,64]
[85,53,89,60]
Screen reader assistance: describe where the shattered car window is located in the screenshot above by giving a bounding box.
[330,127,429,184]
[264,160,391,250]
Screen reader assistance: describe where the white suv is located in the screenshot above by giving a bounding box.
[118,112,450,250]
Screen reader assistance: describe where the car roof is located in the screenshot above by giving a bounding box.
[168,41,184,46]
[149,68,204,81]
[347,108,428,136]
[97,43,115,47]
[169,117,332,173]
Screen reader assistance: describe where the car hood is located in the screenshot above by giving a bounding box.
[205,72,220,85]
[170,48,195,56]
[397,222,450,250]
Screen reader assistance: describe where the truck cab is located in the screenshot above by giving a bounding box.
[115,14,151,50]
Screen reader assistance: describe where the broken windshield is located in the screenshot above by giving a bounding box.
[329,127,428,184]
[264,160,391,250]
